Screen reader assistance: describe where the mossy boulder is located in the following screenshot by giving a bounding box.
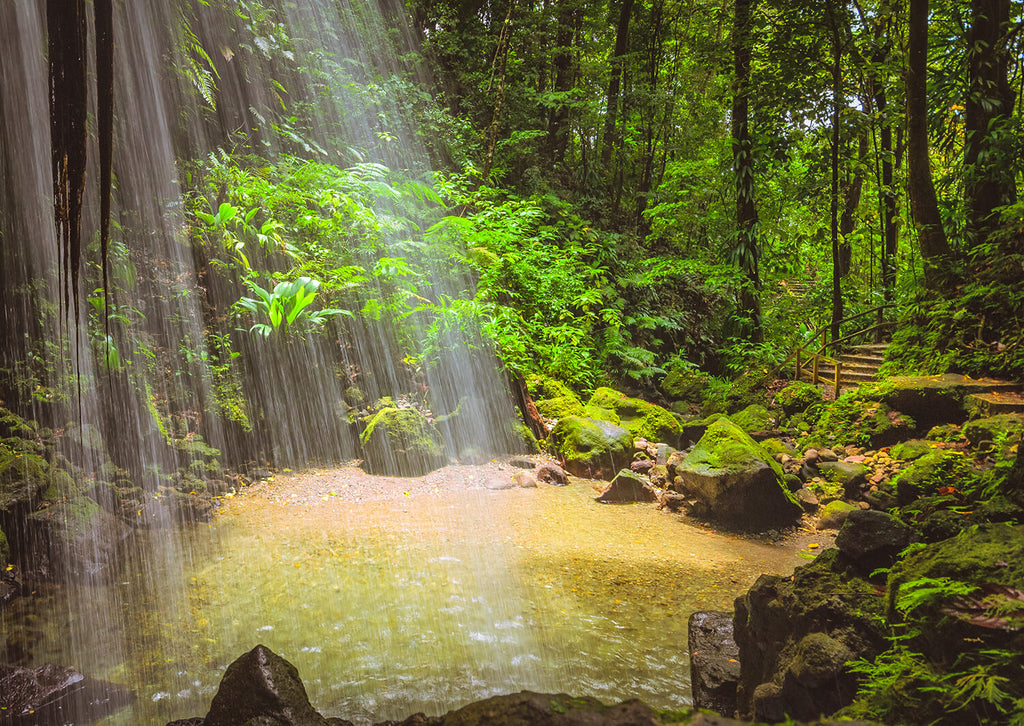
[816,500,858,529]
[534,394,585,420]
[856,374,1021,430]
[581,404,620,424]
[525,374,577,402]
[673,419,802,530]
[887,524,1024,661]
[24,495,130,579]
[894,449,977,504]
[733,548,889,721]
[962,413,1024,449]
[548,417,633,479]
[730,404,776,434]
[817,461,869,497]
[359,407,445,476]
[586,387,683,444]
[775,381,824,417]
[660,367,710,404]
[807,394,914,449]
[595,469,658,503]
[889,439,935,462]
[0,442,50,510]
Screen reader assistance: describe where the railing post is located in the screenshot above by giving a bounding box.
[795,349,801,380]
[812,354,819,384]
[834,361,842,398]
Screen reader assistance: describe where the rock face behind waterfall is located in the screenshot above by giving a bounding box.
[673,418,801,530]
[359,406,446,476]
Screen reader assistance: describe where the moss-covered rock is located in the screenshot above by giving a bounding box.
[581,404,620,424]
[962,413,1024,449]
[887,524,1024,658]
[775,381,824,417]
[534,394,585,420]
[889,439,935,462]
[856,374,1021,430]
[808,477,844,505]
[817,500,858,529]
[660,367,710,404]
[733,548,889,721]
[359,407,445,476]
[817,461,869,496]
[526,374,577,402]
[548,417,633,479]
[586,387,683,444]
[24,494,131,579]
[674,419,801,530]
[730,404,776,433]
[0,441,50,510]
[806,393,914,449]
[894,449,978,504]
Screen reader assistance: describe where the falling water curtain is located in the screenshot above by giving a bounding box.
[47,0,113,327]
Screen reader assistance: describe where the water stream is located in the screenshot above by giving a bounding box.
[1,465,813,724]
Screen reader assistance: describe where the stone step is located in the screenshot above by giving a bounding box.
[839,354,884,366]
[966,391,1024,417]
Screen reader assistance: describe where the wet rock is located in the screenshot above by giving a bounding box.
[795,487,819,513]
[23,497,130,580]
[0,663,133,724]
[688,611,740,717]
[359,407,445,477]
[674,419,801,531]
[536,463,568,486]
[585,388,683,445]
[888,439,933,462]
[817,461,868,497]
[595,469,658,503]
[648,464,670,489]
[509,457,536,470]
[513,470,538,488]
[204,644,332,726]
[630,459,655,474]
[548,417,633,479]
[733,549,889,721]
[816,500,857,529]
[777,633,856,721]
[834,510,911,574]
[655,443,674,466]
[730,404,775,434]
[658,491,689,512]
[775,381,823,417]
[817,448,839,462]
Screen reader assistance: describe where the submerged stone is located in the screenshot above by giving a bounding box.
[0,663,134,724]
[688,611,740,717]
[595,469,658,503]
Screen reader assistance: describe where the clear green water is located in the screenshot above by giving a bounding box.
[1,468,811,724]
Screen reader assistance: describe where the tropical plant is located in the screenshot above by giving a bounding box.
[235,277,349,339]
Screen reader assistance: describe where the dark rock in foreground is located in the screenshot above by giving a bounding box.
[0,662,134,724]
[595,469,658,503]
[688,611,740,717]
[169,645,881,726]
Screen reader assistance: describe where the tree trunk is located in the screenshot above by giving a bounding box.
[544,0,576,166]
[839,130,867,277]
[481,0,517,180]
[906,0,952,287]
[732,0,761,341]
[600,0,634,172]
[829,15,843,343]
[964,0,1015,246]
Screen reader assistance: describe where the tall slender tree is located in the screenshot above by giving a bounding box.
[733,0,761,340]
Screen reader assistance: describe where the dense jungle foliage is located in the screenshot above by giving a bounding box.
[161,0,1022,394]
[3,0,1024,723]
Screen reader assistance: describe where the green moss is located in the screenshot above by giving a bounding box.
[586,387,682,443]
[659,367,709,403]
[534,394,584,420]
[759,437,794,458]
[894,450,978,503]
[925,424,966,444]
[775,380,824,416]
[581,404,619,424]
[730,403,775,433]
[963,414,1024,449]
[41,468,77,501]
[890,439,936,462]
[526,374,577,401]
[810,392,915,449]
[548,416,632,478]
[360,406,445,476]
[684,418,786,480]
[809,477,844,504]
[0,441,49,509]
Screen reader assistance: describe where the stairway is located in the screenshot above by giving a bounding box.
[837,343,888,389]
[796,343,887,399]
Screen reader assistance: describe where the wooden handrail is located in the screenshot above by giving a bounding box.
[814,320,897,356]
[799,303,896,355]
